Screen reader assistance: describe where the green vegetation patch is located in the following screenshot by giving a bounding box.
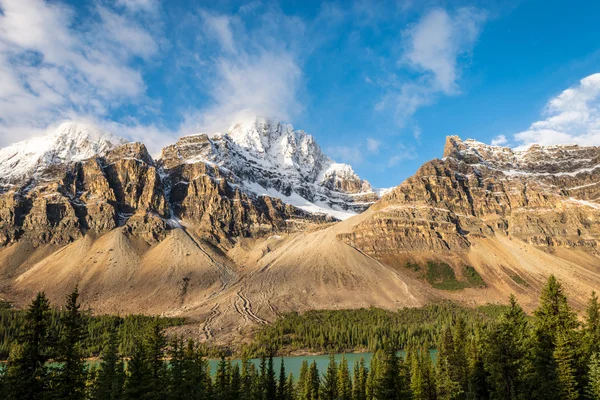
[464,265,486,288]
[404,262,421,272]
[252,302,509,355]
[425,262,467,290]
[510,274,529,286]
[0,308,185,360]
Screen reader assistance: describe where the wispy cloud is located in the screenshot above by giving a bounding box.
[181,6,305,135]
[491,134,508,146]
[514,73,600,147]
[380,7,486,126]
[366,138,381,152]
[0,0,159,145]
[387,144,418,167]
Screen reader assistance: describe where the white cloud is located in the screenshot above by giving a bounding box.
[0,0,158,146]
[366,138,381,152]
[200,11,237,54]
[404,8,486,94]
[384,7,486,126]
[514,73,600,147]
[181,9,304,135]
[491,134,508,146]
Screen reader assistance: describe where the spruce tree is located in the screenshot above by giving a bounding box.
[554,332,580,400]
[123,337,150,400]
[278,358,288,400]
[215,356,230,400]
[436,356,463,400]
[5,292,52,400]
[588,353,600,400]
[584,292,600,364]
[337,355,352,400]
[231,363,242,400]
[320,354,338,400]
[54,287,87,400]
[266,355,277,400]
[352,359,368,400]
[286,373,296,400]
[145,321,167,400]
[93,326,125,400]
[531,276,579,400]
[484,295,528,400]
[376,348,401,400]
[309,361,320,400]
[298,360,310,400]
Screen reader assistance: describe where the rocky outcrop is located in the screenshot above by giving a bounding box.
[339,136,600,256]
[0,122,340,249]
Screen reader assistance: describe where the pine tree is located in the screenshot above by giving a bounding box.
[531,275,579,400]
[123,337,149,400]
[298,360,310,400]
[352,359,368,400]
[5,292,52,400]
[554,332,580,400]
[467,329,489,400]
[436,357,463,400]
[375,347,401,400]
[93,326,125,400]
[266,355,277,400]
[53,287,87,400]
[167,337,185,400]
[588,353,600,400]
[337,355,352,400]
[286,373,296,400]
[309,361,320,400]
[584,293,600,362]
[484,295,528,400]
[320,354,338,400]
[231,363,242,400]
[215,356,230,400]
[278,358,288,400]
[145,321,167,400]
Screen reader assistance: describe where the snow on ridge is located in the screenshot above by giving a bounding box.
[0,121,128,185]
[448,135,600,177]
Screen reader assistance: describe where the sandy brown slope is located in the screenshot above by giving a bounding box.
[1,208,600,345]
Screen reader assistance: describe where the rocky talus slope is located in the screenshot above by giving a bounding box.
[2,129,600,344]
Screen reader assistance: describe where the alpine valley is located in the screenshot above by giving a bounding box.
[1,118,600,344]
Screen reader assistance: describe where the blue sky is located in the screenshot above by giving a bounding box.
[1,0,599,188]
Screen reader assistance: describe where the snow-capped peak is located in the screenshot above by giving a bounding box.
[162,116,379,220]
[0,121,128,186]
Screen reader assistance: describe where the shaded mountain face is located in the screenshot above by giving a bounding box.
[339,135,600,257]
[3,130,600,342]
[0,119,379,248]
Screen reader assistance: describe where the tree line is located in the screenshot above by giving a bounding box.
[1,275,600,399]
[0,300,184,360]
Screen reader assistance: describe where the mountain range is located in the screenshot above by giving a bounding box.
[1,119,599,344]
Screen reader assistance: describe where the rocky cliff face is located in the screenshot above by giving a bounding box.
[338,136,600,257]
[0,119,378,249]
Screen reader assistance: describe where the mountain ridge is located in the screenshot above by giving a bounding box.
[1,125,600,345]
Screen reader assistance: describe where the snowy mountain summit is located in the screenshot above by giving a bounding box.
[0,118,381,220]
[0,122,127,187]
[161,117,380,219]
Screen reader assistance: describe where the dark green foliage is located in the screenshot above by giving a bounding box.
[2,276,600,400]
[0,309,184,360]
[463,266,486,287]
[253,303,508,354]
[4,292,52,400]
[53,287,87,400]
